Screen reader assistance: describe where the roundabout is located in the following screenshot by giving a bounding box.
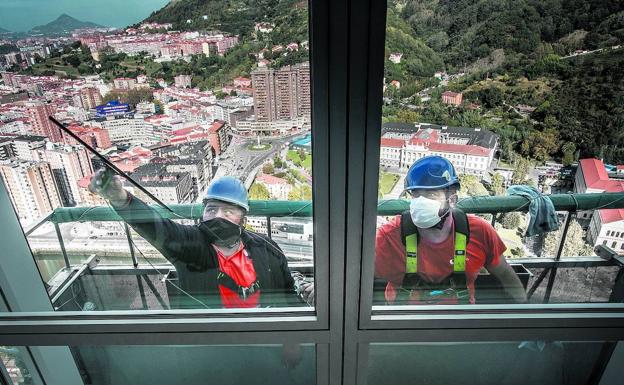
[247,143,272,151]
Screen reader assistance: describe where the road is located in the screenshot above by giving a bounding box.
[215,131,310,182]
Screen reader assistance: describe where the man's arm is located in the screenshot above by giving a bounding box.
[486,257,528,303]
[89,169,202,265]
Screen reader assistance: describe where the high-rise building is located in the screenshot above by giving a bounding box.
[66,126,112,150]
[99,117,156,147]
[251,62,311,122]
[0,159,62,225]
[26,102,62,142]
[36,143,94,207]
[79,87,103,110]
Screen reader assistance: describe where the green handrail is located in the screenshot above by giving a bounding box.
[48,192,624,224]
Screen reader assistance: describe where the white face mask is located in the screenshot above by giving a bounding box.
[409,196,444,228]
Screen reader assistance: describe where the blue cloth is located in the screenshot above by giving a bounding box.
[506,185,559,236]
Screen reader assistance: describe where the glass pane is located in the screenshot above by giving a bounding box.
[367,341,612,385]
[372,2,624,307]
[1,0,314,311]
[0,346,32,385]
[3,344,316,385]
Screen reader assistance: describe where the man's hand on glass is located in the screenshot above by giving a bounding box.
[88,168,128,207]
[301,282,314,306]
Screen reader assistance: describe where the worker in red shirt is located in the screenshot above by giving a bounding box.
[376,155,527,304]
[90,172,298,309]
[301,156,527,305]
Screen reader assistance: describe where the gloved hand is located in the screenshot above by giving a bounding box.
[301,282,314,306]
[88,168,128,206]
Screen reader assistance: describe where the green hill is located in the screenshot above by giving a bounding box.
[397,0,624,69]
[30,14,104,36]
[145,0,308,44]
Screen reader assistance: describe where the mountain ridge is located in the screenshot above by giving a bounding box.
[29,14,104,36]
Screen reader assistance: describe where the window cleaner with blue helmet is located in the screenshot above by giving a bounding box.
[89,171,299,309]
[375,156,527,304]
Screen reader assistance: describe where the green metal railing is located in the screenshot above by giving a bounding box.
[25,192,624,304]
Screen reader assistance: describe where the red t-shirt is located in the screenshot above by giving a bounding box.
[375,214,506,304]
[215,244,260,308]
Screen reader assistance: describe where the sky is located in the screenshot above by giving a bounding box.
[0,0,171,32]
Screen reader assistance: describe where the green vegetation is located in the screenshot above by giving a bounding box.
[249,182,271,200]
[379,172,400,195]
[103,89,155,109]
[458,174,489,197]
[287,149,311,171]
[0,43,18,55]
[247,143,272,151]
[288,184,312,200]
[145,0,308,43]
[543,219,594,257]
[380,0,624,164]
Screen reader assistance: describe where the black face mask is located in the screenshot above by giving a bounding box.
[198,217,242,247]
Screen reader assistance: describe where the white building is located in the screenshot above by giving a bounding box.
[99,117,157,147]
[575,158,624,253]
[0,159,61,225]
[379,126,495,177]
[389,53,402,64]
[255,174,293,200]
[35,143,94,207]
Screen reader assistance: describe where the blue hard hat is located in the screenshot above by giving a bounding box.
[203,176,249,211]
[404,155,460,191]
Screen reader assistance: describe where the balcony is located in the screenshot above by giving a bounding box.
[23,191,624,311]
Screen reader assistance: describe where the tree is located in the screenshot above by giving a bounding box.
[288,185,312,201]
[458,174,488,197]
[64,54,81,68]
[249,183,271,200]
[262,162,274,174]
[490,172,505,196]
[298,148,306,161]
[479,86,504,108]
[511,157,531,185]
[562,142,577,166]
[543,219,594,258]
[273,156,283,169]
[501,212,523,229]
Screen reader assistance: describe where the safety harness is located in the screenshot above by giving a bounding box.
[398,209,471,303]
[215,248,261,301]
[217,271,260,300]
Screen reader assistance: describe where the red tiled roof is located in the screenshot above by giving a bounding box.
[409,129,439,145]
[380,138,404,148]
[442,91,461,97]
[579,159,624,223]
[208,121,225,133]
[580,158,610,189]
[428,142,490,156]
[172,127,194,136]
[256,173,289,185]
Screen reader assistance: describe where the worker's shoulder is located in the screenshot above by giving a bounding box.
[379,215,402,232]
[465,214,498,238]
[243,230,282,251]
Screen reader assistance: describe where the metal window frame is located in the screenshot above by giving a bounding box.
[351,0,624,332]
[0,1,349,384]
[340,0,624,384]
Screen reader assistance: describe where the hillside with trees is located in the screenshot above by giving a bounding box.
[385,0,624,164]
